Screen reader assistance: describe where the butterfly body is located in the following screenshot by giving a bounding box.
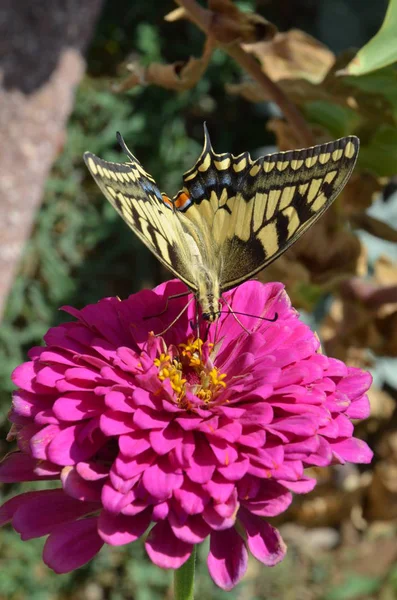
[84,126,359,321]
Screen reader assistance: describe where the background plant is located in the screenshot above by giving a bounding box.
[1,1,397,598]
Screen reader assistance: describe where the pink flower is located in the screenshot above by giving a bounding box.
[0,280,372,590]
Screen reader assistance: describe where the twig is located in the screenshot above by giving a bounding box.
[341,278,397,309]
[175,0,315,147]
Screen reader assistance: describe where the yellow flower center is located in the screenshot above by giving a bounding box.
[154,337,227,408]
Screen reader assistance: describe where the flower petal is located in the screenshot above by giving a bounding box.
[239,507,286,566]
[145,520,193,569]
[207,527,248,590]
[98,507,152,545]
[0,452,60,482]
[43,517,103,573]
[12,489,100,540]
[142,460,183,501]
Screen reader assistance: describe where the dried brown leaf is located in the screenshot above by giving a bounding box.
[374,256,397,286]
[145,57,208,91]
[243,29,335,83]
[225,80,267,103]
[115,39,213,93]
[267,118,329,151]
[367,462,397,520]
[226,76,332,105]
[339,173,382,216]
[293,220,362,285]
[367,386,395,421]
[208,0,277,44]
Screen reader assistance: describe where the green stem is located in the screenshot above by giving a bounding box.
[174,547,196,600]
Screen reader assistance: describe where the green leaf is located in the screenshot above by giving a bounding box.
[324,574,382,600]
[337,0,397,76]
[303,101,361,139]
[358,124,397,176]
[343,65,397,109]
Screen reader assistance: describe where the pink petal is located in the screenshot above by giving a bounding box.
[170,431,195,468]
[133,407,169,429]
[208,438,238,466]
[238,428,267,448]
[331,438,373,464]
[114,449,155,479]
[119,432,151,457]
[98,507,152,545]
[277,477,316,493]
[345,394,371,419]
[142,460,183,501]
[12,389,53,419]
[104,390,133,412]
[100,411,133,435]
[52,393,103,421]
[149,423,183,455]
[0,491,43,526]
[210,420,242,443]
[0,452,59,482]
[29,424,61,460]
[169,513,210,544]
[152,501,169,520]
[203,476,235,504]
[48,419,106,465]
[238,508,286,566]
[337,369,372,399]
[35,365,66,387]
[173,480,210,515]
[217,457,249,481]
[61,467,103,502]
[43,517,103,573]
[12,361,38,392]
[184,442,216,484]
[203,504,236,531]
[101,483,138,514]
[12,489,100,540]
[76,461,109,481]
[241,486,292,517]
[145,520,193,569]
[208,527,248,590]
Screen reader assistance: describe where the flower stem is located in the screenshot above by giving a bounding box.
[174,547,196,600]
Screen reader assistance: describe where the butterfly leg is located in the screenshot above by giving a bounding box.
[155,295,196,337]
[193,298,201,339]
[144,291,191,320]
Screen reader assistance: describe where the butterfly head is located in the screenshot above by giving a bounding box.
[201,309,220,322]
[196,274,221,323]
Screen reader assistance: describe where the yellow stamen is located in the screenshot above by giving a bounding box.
[155,336,228,409]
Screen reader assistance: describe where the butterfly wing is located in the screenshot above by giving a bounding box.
[178,129,359,291]
[84,140,198,290]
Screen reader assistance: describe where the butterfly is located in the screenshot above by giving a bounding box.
[84,125,359,322]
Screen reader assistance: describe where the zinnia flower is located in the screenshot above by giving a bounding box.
[0,280,372,590]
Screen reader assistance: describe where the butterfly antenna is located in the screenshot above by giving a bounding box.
[221,298,251,334]
[218,310,279,323]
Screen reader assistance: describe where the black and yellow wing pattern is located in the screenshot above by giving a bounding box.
[84,135,197,290]
[177,127,359,290]
[84,126,359,296]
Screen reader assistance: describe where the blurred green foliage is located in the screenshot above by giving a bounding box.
[0,0,396,598]
[340,0,397,75]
